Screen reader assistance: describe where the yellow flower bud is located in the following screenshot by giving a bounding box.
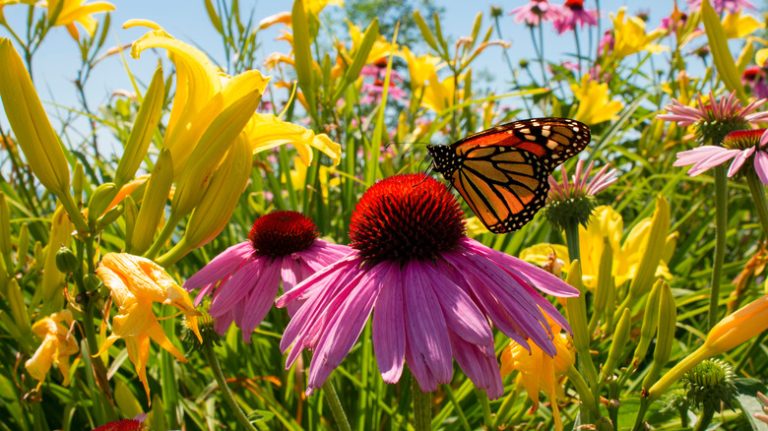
[8,278,31,334]
[130,150,173,255]
[87,183,119,226]
[628,196,670,301]
[0,38,71,196]
[648,295,768,400]
[38,206,73,312]
[0,192,11,270]
[114,64,165,186]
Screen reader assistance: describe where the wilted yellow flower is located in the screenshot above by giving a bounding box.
[500,321,575,431]
[25,310,78,387]
[401,46,441,90]
[257,11,292,30]
[609,7,666,59]
[571,74,623,125]
[520,206,675,290]
[721,11,763,39]
[47,0,115,40]
[96,253,200,397]
[649,294,768,399]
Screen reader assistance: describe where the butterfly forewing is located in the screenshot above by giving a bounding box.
[428,117,591,234]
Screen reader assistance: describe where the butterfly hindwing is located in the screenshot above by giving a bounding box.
[428,117,591,234]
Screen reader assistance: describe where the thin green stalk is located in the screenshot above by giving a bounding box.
[478,391,493,429]
[708,166,727,330]
[565,221,581,262]
[693,407,715,431]
[412,380,432,431]
[566,366,600,419]
[574,29,582,80]
[202,342,257,431]
[745,168,768,235]
[322,380,352,431]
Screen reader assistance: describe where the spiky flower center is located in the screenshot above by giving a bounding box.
[349,174,465,264]
[682,359,736,412]
[695,117,750,146]
[565,0,584,11]
[722,128,764,150]
[249,211,319,257]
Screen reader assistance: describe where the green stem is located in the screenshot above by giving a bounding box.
[412,380,432,431]
[478,390,493,429]
[322,380,352,431]
[202,342,257,431]
[745,168,768,235]
[708,166,727,330]
[58,192,89,235]
[565,221,581,262]
[145,213,182,260]
[566,366,600,419]
[693,406,715,431]
[631,398,650,431]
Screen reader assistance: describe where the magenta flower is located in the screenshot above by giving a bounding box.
[687,0,754,13]
[743,66,768,99]
[276,174,579,398]
[184,211,351,342]
[675,129,768,183]
[510,0,564,26]
[554,0,598,34]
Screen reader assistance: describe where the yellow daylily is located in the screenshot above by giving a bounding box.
[721,11,763,39]
[422,71,460,113]
[46,0,115,40]
[245,113,342,166]
[96,253,200,397]
[500,320,575,431]
[347,20,400,64]
[520,206,675,290]
[25,310,79,387]
[305,0,343,15]
[609,7,666,59]
[649,294,768,399]
[401,46,441,90]
[757,48,768,67]
[571,74,623,125]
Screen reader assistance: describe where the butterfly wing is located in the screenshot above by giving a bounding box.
[438,117,590,233]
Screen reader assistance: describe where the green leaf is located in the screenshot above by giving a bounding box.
[734,378,768,431]
[332,18,379,101]
[291,0,317,119]
[701,0,747,102]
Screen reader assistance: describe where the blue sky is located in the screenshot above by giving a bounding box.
[0,0,675,139]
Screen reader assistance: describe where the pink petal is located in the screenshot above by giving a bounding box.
[306,264,383,392]
[184,242,252,290]
[209,258,262,318]
[755,151,768,184]
[673,146,726,167]
[276,253,360,307]
[372,262,406,383]
[687,149,741,176]
[450,334,503,399]
[403,262,453,391]
[427,263,493,351]
[462,238,578,297]
[239,262,283,342]
[727,148,755,177]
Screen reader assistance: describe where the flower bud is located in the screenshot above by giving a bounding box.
[38,206,73,312]
[182,305,218,352]
[87,183,119,225]
[115,64,165,186]
[8,278,31,333]
[130,150,173,255]
[628,196,670,301]
[0,39,71,196]
[55,247,78,273]
[600,307,631,381]
[642,282,677,389]
[632,279,664,368]
[0,192,11,269]
[682,359,736,412]
[16,222,29,271]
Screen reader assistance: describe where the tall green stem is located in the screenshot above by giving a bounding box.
[202,343,257,431]
[708,166,727,330]
[693,407,714,431]
[745,169,768,235]
[322,380,352,431]
[412,380,432,431]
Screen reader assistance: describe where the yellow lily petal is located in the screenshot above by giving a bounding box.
[246,113,342,166]
[722,11,763,39]
[25,310,78,385]
[571,74,623,125]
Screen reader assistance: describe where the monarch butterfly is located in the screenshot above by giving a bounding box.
[427,117,591,233]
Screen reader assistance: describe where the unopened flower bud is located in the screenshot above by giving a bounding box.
[55,247,79,273]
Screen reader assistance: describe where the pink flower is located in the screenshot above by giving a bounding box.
[597,30,614,57]
[687,0,754,13]
[510,0,564,26]
[548,159,618,201]
[184,211,351,342]
[674,129,768,183]
[743,66,768,100]
[554,0,598,34]
[658,92,768,128]
[277,174,579,398]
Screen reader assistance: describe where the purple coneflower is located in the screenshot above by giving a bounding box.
[510,0,564,27]
[743,66,768,100]
[658,92,768,144]
[276,174,579,398]
[554,0,598,34]
[687,0,754,14]
[675,129,768,183]
[184,211,351,341]
[546,159,618,229]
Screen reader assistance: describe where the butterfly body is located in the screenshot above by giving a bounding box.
[428,117,591,233]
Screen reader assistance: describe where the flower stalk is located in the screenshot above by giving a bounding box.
[709,165,728,329]
[202,342,258,431]
[412,380,432,431]
[745,167,768,235]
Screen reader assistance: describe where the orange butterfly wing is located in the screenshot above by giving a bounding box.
[429,118,591,233]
